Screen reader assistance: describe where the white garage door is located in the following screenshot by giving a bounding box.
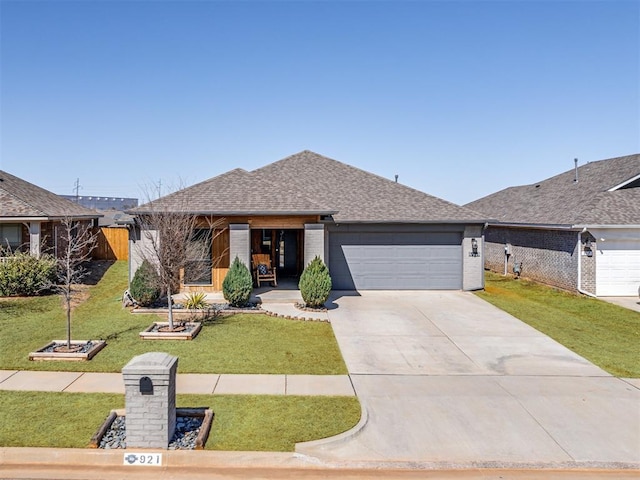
[596,241,640,296]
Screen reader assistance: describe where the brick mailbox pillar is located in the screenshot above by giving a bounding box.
[122,352,178,449]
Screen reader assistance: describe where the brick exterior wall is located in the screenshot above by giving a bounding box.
[304,223,325,266]
[229,224,250,269]
[580,232,596,295]
[16,221,57,254]
[462,225,484,291]
[36,220,95,258]
[484,226,580,292]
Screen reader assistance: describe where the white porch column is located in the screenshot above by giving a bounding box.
[29,221,41,258]
[229,224,250,269]
[304,223,325,266]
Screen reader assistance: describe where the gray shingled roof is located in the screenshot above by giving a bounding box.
[134,167,336,216]
[0,170,100,219]
[252,151,486,222]
[465,154,640,226]
[134,150,486,223]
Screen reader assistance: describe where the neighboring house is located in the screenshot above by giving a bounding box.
[466,154,640,297]
[59,195,138,213]
[57,195,137,260]
[0,170,101,258]
[129,150,487,292]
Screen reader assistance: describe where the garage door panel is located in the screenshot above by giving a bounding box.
[334,232,461,246]
[596,248,640,296]
[329,230,462,290]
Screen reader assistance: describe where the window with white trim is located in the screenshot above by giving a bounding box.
[0,224,22,251]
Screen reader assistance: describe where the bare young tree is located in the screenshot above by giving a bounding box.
[135,190,226,330]
[54,217,98,351]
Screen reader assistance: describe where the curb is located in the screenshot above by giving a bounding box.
[1,447,639,478]
[295,401,369,455]
[0,447,306,470]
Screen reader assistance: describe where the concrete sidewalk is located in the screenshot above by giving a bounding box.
[0,370,354,396]
[0,301,340,396]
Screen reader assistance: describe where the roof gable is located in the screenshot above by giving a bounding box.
[465,154,640,226]
[252,151,486,223]
[0,170,100,219]
[609,173,640,191]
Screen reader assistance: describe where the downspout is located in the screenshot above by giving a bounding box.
[577,228,596,297]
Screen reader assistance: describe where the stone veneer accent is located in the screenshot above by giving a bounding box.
[229,224,250,269]
[304,223,325,266]
[122,352,178,449]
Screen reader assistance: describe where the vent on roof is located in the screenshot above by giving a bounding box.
[573,158,578,183]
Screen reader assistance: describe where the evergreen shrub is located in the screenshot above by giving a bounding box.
[129,259,161,306]
[299,256,332,308]
[222,256,253,307]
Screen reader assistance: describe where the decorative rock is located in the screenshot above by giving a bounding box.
[149,323,196,333]
[41,340,96,354]
[294,302,328,313]
[98,415,203,450]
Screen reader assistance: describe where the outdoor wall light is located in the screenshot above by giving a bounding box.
[583,238,593,257]
[471,238,479,256]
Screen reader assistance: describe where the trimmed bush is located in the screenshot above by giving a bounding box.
[222,256,253,307]
[0,251,57,296]
[299,256,332,308]
[129,259,161,307]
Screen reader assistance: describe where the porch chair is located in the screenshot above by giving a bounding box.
[252,253,277,287]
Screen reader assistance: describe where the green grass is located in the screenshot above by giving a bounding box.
[0,262,358,451]
[476,272,640,378]
[0,261,347,374]
[0,391,361,451]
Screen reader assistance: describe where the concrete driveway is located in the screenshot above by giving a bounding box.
[297,291,640,468]
[600,296,640,313]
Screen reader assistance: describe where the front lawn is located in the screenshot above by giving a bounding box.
[0,391,361,451]
[476,272,640,378]
[0,261,347,374]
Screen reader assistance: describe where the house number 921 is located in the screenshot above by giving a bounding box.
[123,453,162,466]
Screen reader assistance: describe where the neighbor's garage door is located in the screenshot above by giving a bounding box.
[328,228,462,290]
[596,240,640,296]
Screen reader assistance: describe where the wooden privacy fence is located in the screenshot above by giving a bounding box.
[94,227,129,260]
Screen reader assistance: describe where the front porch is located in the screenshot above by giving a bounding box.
[177,277,304,305]
[173,278,331,321]
[178,216,326,293]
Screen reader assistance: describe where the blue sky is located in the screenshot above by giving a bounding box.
[1,0,638,206]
